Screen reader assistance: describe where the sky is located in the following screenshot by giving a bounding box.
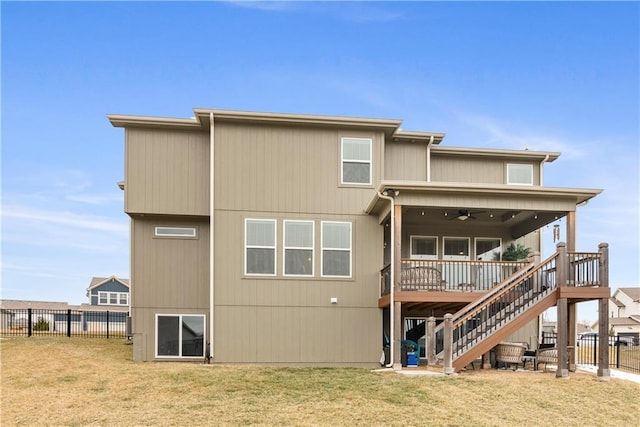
[1,1,638,323]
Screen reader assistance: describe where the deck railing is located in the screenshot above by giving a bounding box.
[379,259,530,295]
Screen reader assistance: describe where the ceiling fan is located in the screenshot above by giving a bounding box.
[451,210,484,221]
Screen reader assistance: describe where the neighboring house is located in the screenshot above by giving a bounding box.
[86,276,130,307]
[608,287,640,343]
[108,108,610,371]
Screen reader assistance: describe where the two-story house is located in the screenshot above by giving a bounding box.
[108,108,611,376]
[608,287,640,344]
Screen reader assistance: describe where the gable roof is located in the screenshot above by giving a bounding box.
[610,316,640,326]
[614,287,640,302]
[86,276,130,295]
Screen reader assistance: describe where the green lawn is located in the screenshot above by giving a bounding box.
[1,337,639,426]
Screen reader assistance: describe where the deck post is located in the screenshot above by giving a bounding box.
[426,316,436,365]
[556,297,569,378]
[443,313,454,374]
[555,242,569,378]
[597,243,610,380]
[568,303,577,371]
[393,204,403,370]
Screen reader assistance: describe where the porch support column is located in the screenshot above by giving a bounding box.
[393,204,403,369]
[565,211,576,252]
[597,243,610,380]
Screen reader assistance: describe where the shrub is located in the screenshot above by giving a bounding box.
[33,318,50,331]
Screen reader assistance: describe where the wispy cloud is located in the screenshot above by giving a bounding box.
[2,205,128,236]
[65,193,123,205]
[223,1,294,12]
[455,112,588,158]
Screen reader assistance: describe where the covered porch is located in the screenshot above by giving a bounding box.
[366,181,610,378]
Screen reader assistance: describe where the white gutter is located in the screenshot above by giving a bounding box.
[209,112,215,359]
[378,190,395,368]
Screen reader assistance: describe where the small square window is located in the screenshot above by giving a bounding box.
[507,164,533,185]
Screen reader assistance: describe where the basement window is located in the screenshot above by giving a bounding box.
[156,314,205,358]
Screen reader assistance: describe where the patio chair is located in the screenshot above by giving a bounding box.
[536,347,558,371]
[495,342,527,370]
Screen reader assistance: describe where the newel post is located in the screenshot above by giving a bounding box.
[556,242,567,288]
[443,313,454,374]
[597,242,610,380]
[426,316,436,366]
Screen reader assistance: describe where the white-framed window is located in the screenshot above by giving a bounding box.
[507,164,534,185]
[245,219,277,276]
[475,238,502,261]
[155,226,197,238]
[283,220,314,276]
[98,291,129,306]
[443,237,470,260]
[321,221,352,277]
[156,314,205,358]
[410,236,438,260]
[341,137,372,185]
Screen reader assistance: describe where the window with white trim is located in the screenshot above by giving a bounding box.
[341,137,372,185]
[321,221,352,277]
[155,227,197,238]
[156,314,205,358]
[507,164,533,185]
[245,219,277,275]
[410,236,438,260]
[98,291,129,306]
[284,220,314,276]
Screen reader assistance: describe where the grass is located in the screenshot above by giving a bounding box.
[1,338,639,426]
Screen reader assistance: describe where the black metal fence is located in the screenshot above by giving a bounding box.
[542,332,640,374]
[0,308,130,339]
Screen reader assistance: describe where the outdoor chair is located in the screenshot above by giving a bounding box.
[495,342,527,370]
[536,347,558,371]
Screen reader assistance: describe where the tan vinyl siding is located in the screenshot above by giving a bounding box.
[125,128,210,215]
[213,123,383,214]
[131,217,209,310]
[431,154,541,185]
[384,142,427,181]
[211,209,383,364]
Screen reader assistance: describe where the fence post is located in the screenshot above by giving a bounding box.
[443,313,454,374]
[27,308,33,337]
[616,341,620,369]
[426,316,436,365]
[67,309,72,338]
[106,311,110,339]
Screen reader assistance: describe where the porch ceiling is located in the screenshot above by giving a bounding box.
[366,181,602,238]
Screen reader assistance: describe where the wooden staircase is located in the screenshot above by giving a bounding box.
[434,253,561,371]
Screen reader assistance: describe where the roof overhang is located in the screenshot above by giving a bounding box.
[431,146,560,162]
[108,108,444,144]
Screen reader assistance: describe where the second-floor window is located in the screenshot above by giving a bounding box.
[98,291,129,306]
[507,163,533,185]
[341,137,372,185]
[245,219,277,275]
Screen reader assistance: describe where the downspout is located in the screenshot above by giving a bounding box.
[426,135,433,182]
[209,112,215,360]
[378,190,395,367]
[538,154,549,346]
